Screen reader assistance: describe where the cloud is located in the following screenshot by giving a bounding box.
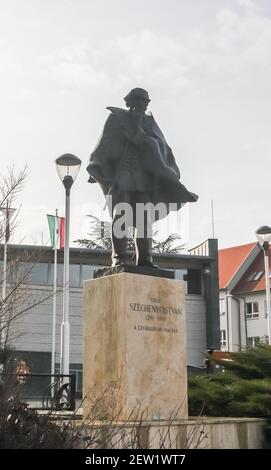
[215,4,271,64]
[39,31,192,92]
[38,3,271,100]
[237,0,262,14]
[58,38,89,62]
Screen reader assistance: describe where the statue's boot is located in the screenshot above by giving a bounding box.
[111,232,127,266]
[136,236,157,267]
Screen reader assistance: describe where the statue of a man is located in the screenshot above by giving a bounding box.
[87,88,198,267]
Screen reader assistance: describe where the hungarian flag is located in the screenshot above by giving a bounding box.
[47,214,65,249]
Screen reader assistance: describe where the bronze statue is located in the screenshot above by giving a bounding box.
[87,88,198,267]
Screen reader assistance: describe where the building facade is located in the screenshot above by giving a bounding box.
[219,242,270,351]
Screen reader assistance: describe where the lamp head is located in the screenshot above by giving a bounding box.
[255,226,271,246]
[55,153,81,191]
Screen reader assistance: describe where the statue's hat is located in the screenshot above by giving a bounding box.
[124,88,150,103]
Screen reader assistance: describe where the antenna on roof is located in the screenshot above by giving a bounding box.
[211,199,215,238]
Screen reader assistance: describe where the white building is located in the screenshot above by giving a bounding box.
[218,242,270,351]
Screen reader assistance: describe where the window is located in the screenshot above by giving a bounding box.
[69,265,80,288]
[253,272,264,281]
[81,265,96,284]
[220,330,227,348]
[49,263,80,287]
[247,272,263,281]
[247,336,260,348]
[174,269,187,281]
[7,262,49,285]
[187,269,202,295]
[219,298,225,315]
[245,302,259,319]
[29,263,49,285]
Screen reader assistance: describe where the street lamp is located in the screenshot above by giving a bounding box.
[255,225,271,345]
[55,153,81,376]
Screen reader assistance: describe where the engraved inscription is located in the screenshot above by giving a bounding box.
[134,325,178,333]
[129,303,182,316]
[129,301,181,334]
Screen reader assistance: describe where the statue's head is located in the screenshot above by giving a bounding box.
[124,88,150,113]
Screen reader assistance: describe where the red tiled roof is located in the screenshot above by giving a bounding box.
[233,246,271,294]
[218,242,256,289]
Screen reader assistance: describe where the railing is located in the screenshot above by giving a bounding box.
[189,240,210,257]
[1,373,76,411]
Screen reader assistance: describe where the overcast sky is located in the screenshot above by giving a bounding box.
[1,0,271,250]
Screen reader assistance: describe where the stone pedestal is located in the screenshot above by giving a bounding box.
[83,273,187,421]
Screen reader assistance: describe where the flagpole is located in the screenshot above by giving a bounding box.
[1,207,8,347]
[51,209,58,383]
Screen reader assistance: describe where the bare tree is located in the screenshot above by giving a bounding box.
[0,167,56,347]
[0,166,26,241]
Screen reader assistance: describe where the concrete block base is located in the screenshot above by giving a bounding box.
[83,273,187,421]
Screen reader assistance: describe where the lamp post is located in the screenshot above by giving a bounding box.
[255,225,271,345]
[55,153,81,376]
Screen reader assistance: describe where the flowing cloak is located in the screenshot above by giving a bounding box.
[87,107,198,219]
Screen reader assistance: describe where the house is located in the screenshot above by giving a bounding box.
[218,242,270,351]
